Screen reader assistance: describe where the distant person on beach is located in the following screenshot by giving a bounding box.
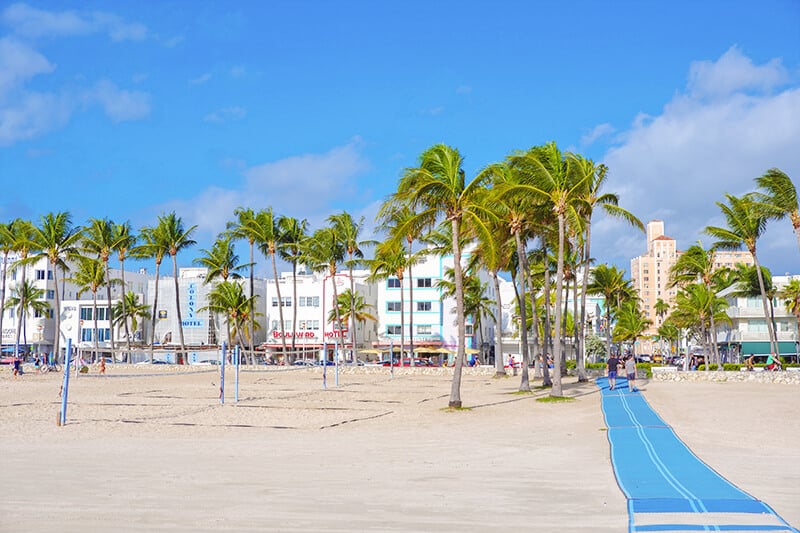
[745,354,755,371]
[99,357,106,374]
[607,354,620,390]
[766,353,781,372]
[625,355,638,392]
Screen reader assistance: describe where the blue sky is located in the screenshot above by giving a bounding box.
[1,1,799,277]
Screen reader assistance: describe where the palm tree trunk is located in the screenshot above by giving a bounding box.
[93,290,99,365]
[248,240,256,365]
[541,243,554,386]
[709,312,720,368]
[104,260,115,364]
[0,252,7,353]
[752,252,779,355]
[572,273,582,380]
[120,260,132,360]
[407,257,415,363]
[514,231,531,391]
[290,261,298,360]
[14,267,26,358]
[172,254,186,364]
[149,261,161,364]
[272,252,288,362]
[348,260,357,364]
[552,213,567,397]
[330,273,346,360]
[492,271,505,378]
[50,259,62,363]
[448,218,466,408]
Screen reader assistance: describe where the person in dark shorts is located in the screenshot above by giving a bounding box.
[607,354,620,390]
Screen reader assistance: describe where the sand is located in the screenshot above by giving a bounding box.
[1,365,797,532]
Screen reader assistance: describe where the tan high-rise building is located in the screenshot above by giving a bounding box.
[630,220,754,345]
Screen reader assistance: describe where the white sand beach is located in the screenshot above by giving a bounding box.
[1,366,797,532]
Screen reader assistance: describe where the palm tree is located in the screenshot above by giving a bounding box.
[112,222,137,358]
[200,281,259,354]
[653,298,670,357]
[29,212,83,361]
[8,219,39,357]
[586,264,635,361]
[194,234,246,351]
[133,225,169,363]
[368,240,411,365]
[4,280,50,357]
[730,264,779,353]
[329,211,375,363]
[226,208,260,363]
[253,208,289,361]
[507,143,588,397]
[69,257,108,363]
[0,221,16,348]
[613,301,652,356]
[111,292,151,345]
[780,279,800,354]
[705,193,778,356]
[394,144,494,408]
[753,168,799,252]
[671,283,731,370]
[437,266,495,363]
[82,218,118,362]
[327,289,377,353]
[572,158,643,381]
[277,216,309,357]
[155,212,197,364]
[657,320,681,359]
[302,227,347,357]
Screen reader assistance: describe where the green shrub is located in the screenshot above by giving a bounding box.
[586,363,606,370]
[566,359,576,369]
[723,363,742,371]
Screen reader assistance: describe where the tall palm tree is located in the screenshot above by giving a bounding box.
[730,264,778,354]
[69,257,108,363]
[507,143,588,397]
[112,222,137,358]
[705,194,778,356]
[329,211,375,363]
[200,281,259,354]
[8,219,39,357]
[226,208,260,363]
[572,158,643,381]
[0,221,16,349]
[277,216,309,356]
[155,212,197,364]
[4,280,50,357]
[111,292,151,345]
[394,144,494,408]
[327,289,377,351]
[671,283,731,369]
[254,208,289,361]
[368,240,411,364]
[753,168,799,252]
[133,225,169,363]
[586,264,636,361]
[82,218,117,361]
[302,227,347,357]
[29,212,82,361]
[194,234,246,351]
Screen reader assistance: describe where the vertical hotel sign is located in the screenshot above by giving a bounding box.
[182,282,204,328]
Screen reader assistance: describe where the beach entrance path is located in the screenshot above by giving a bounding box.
[598,376,799,533]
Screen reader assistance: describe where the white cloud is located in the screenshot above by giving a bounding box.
[189,73,212,85]
[420,106,444,116]
[0,37,53,97]
[595,46,800,274]
[456,85,472,94]
[580,123,615,146]
[155,141,372,241]
[203,106,246,124]
[2,3,147,41]
[0,91,71,145]
[89,80,151,122]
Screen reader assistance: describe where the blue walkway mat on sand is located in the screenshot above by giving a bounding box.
[598,376,798,533]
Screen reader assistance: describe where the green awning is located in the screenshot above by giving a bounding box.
[738,341,799,356]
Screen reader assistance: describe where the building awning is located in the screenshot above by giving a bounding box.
[738,341,799,356]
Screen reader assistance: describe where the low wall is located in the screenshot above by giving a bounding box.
[651,366,800,384]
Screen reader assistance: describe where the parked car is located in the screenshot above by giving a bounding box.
[376,358,432,367]
[292,360,316,367]
[635,354,652,363]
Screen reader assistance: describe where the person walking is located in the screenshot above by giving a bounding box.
[607,353,620,390]
[625,355,638,392]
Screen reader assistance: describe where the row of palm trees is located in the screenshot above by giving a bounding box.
[1,144,796,404]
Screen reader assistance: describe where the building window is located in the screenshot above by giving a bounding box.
[80,307,93,320]
[34,309,45,318]
[387,325,401,335]
[387,301,401,312]
[417,325,432,335]
[96,307,108,321]
[36,269,46,280]
[309,320,319,330]
[272,298,279,307]
[272,297,292,307]
[81,328,93,342]
[48,270,53,280]
[387,278,401,288]
[46,290,55,299]
[299,296,320,307]
[465,325,474,335]
[417,301,432,312]
[417,278,432,288]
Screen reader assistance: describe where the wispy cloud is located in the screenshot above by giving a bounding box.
[420,106,444,116]
[0,37,53,97]
[2,3,147,41]
[580,123,615,146]
[189,73,212,85]
[154,140,372,240]
[203,106,246,124]
[595,46,800,273]
[456,85,472,94]
[89,80,151,122]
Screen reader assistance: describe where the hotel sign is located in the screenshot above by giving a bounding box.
[183,282,204,329]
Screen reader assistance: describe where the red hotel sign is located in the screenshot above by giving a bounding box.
[271,330,349,339]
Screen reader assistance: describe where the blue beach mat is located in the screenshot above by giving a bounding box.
[598,376,798,533]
